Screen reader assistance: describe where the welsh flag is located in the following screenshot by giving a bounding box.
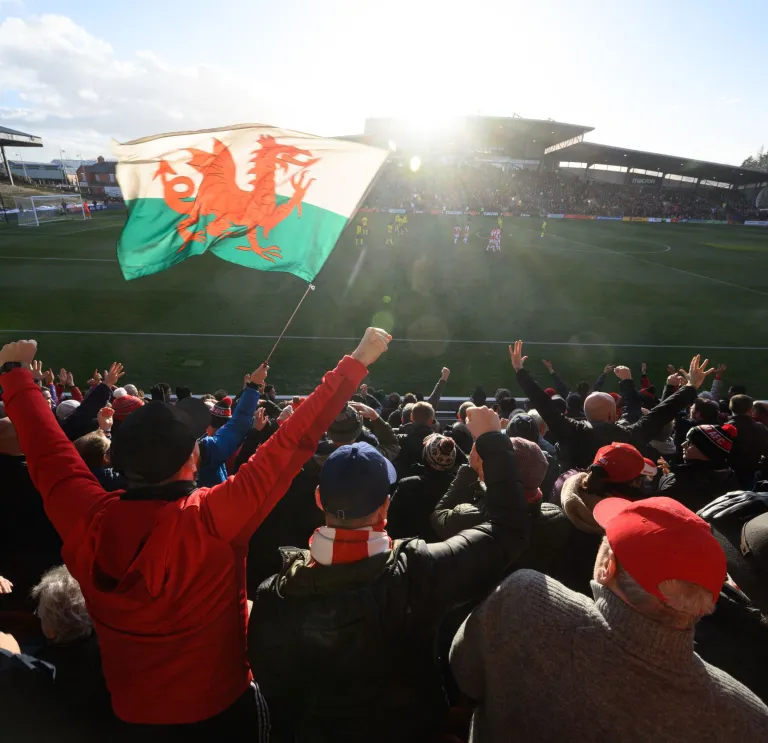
[112,124,387,281]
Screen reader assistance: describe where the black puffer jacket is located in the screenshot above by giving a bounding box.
[387,464,455,541]
[657,462,740,513]
[394,421,437,476]
[247,432,531,743]
[728,414,768,489]
[515,369,698,469]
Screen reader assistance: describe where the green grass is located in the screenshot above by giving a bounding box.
[1,211,767,397]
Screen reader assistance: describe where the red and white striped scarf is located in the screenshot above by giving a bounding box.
[309,522,391,566]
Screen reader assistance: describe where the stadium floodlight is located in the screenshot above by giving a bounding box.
[409,156,421,173]
[15,194,86,227]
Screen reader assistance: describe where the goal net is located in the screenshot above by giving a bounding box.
[15,195,86,227]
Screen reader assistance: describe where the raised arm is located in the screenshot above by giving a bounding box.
[201,384,261,468]
[626,355,713,445]
[349,401,400,463]
[542,360,570,398]
[0,341,112,542]
[201,329,391,545]
[511,342,582,444]
[426,367,450,408]
[410,409,531,612]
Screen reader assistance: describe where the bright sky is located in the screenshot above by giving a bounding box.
[0,0,765,165]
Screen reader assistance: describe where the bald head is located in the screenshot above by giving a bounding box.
[584,392,617,423]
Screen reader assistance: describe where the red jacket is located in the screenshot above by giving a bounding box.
[3,356,367,724]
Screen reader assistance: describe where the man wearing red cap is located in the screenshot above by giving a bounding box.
[451,497,768,742]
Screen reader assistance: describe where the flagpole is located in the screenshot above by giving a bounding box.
[263,282,315,365]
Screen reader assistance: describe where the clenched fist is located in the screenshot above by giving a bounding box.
[0,339,38,368]
[351,328,392,367]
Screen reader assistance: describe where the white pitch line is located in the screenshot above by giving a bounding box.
[0,256,117,263]
[511,223,768,298]
[2,328,768,351]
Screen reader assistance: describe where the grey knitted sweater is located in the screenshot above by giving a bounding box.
[450,570,768,742]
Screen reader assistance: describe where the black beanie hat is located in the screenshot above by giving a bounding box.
[328,405,363,444]
[686,424,737,463]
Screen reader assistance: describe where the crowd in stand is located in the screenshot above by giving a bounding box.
[2,331,768,741]
[365,162,761,220]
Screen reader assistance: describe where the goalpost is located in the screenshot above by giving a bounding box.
[14,194,88,227]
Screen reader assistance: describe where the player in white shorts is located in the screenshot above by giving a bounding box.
[486,228,497,252]
[463,224,470,244]
[453,225,461,245]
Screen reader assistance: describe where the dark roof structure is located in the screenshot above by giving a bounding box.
[0,125,43,148]
[548,140,766,186]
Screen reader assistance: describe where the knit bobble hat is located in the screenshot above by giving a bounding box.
[423,433,457,471]
[210,396,233,429]
[686,424,737,463]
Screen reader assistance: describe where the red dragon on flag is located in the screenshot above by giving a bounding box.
[152,135,320,262]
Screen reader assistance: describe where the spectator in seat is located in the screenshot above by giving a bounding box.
[548,443,657,596]
[388,433,458,541]
[73,430,126,492]
[727,395,768,488]
[511,341,711,469]
[432,434,569,576]
[657,424,740,512]
[248,406,532,743]
[0,329,390,737]
[752,401,768,426]
[451,497,768,742]
[395,400,439,474]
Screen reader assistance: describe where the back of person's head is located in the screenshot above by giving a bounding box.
[495,388,512,405]
[498,396,516,418]
[458,401,473,423]
[551,395,567,415]
[730,393,754,416]
[403,393,417,406]
[111,400,200,485]
[411,401,434,425]
[423,433,456,471]
[31,565,93,644]
[74,431,111,470]
[317,442,397,527]
[401,403,414,424]
[471,387,487,407]
[566,392,585,418]
[388,392,401,408]
[506,413,538,443]
[124,383,139,397]
[327,405,363,445]
[593,497,725,629]
[575,382,589,401]
[692,397,720,424]
[213,389,228,402]
[753,401,768,425]
[55,398,80,421]
[584,443,656,499]
[728,384,747,398]
[509,437,548,503]
[584,392,617,424]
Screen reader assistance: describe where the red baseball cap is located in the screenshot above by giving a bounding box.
[593,496,726,603]
[593,443,657,483]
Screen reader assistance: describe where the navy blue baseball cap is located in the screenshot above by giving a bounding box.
[319,442,397,520]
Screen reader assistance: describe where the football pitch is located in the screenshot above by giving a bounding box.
[1,210,768,397]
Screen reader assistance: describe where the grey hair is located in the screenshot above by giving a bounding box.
[527,409,548,435]
[596,538,715,629]
[31,565,93,644]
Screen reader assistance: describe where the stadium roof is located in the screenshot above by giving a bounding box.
[357,116,594,157]
[0,125,43,148]
[549,140,766,186]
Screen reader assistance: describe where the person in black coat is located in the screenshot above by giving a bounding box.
[509,342,711,470]
[394,401,439,476]
[657,423,740,513]
[696,491,768,703]
[247,408,531,743]
[388,434,458,542]
[728,395,768,489]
